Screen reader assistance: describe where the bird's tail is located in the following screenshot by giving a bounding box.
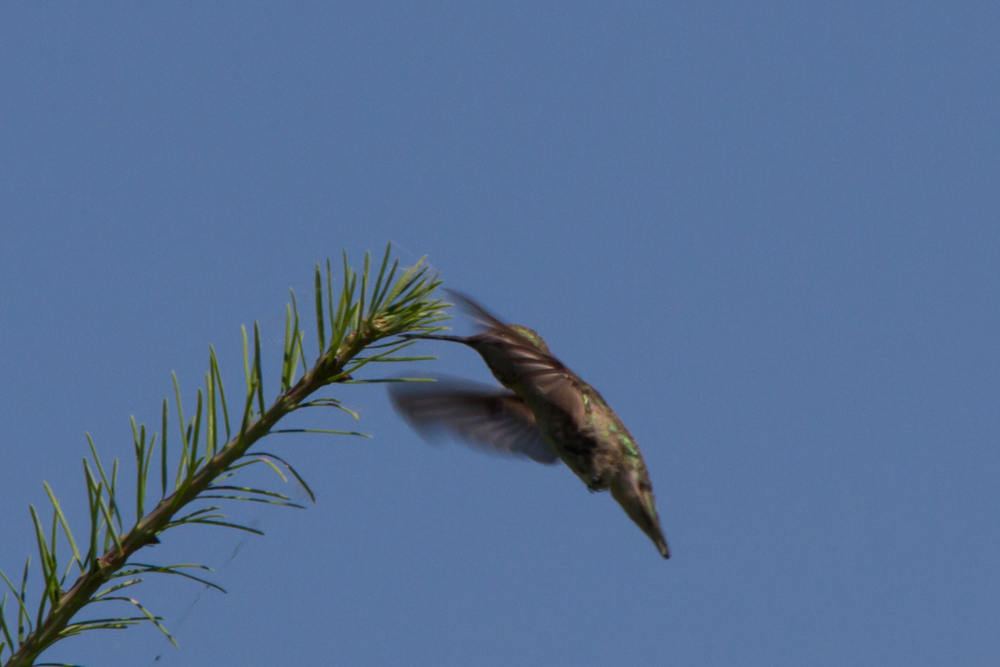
[652,533,670,559]
[612,476,671,560]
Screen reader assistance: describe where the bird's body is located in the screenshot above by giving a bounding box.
[390,292,670,559]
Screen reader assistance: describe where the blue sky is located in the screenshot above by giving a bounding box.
[1,2,998,665]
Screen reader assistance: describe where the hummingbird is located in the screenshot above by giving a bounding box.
[389,291,670,559]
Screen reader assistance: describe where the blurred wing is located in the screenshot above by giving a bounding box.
[389,380,559,464]
[444,289,510,332]
[446,289,572,379]
[445,290,587,423]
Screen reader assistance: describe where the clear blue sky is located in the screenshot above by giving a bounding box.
[1,3,998,665]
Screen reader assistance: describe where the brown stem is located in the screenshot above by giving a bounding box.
[6,332,370,667]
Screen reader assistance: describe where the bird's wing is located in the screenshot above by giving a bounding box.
[388,379,559,464]
[490,341,588,423]
[446,290,557,357]
[445,290,587,423]
[446,290,569,375]
[444,289,510,332]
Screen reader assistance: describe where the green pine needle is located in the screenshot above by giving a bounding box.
[0,246,447,667]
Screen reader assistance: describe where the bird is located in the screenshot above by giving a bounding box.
[389,290,670,559]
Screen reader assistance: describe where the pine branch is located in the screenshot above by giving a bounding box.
[0,245,447,667]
